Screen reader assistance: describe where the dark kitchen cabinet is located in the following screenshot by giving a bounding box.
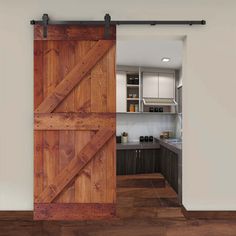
[126,150,137,175]
[160,146,178,193]
[117,149,160,175]
[116,150,126,175]
[136,149,160,174]
[117,150,136,175]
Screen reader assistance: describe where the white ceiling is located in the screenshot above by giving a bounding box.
[117,39,183,69]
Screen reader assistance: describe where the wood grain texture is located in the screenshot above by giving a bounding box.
[33,40,43,109]
[55,41,76,113]
[74,41,94,113]
[34,41,44,200]
[34,131,43,199]
[41,41,61,196]
[53,41,76,202]
[34,25,116,41]
[35,40,115,113]
[36,129,115,204]
[34,26,116,220]
[91,49,108,112]
[106,136,116,203]
[34,203,115,221]
[73,41,94,204]
[34,112,115,130]
[106,44,116,113]
[74,131,93,203]
[91,144,107,203]
[57,131,75,203]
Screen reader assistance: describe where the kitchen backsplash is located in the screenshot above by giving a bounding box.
[117,114,176,142]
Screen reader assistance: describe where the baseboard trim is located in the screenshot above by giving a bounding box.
[182,206,236,220]
[0,211,33,221]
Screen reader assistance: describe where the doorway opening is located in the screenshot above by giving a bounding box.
[116,36,184,218]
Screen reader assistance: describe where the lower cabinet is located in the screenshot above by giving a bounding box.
[117,149,160,175]
[117,147,178,194]
[160,146,178,193]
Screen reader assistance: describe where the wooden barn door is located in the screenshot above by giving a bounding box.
[33,24,116,220]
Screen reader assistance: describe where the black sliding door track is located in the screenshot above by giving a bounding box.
[31,13,206,38]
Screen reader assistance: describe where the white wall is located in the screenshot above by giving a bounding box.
[117,114,176,142]
[0,0,236,211]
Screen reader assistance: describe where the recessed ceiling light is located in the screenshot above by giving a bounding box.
[161,57,170,62]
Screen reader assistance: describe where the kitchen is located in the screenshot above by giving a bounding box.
[116,39,183,205]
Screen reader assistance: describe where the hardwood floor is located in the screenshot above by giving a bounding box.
[1,173,236,236]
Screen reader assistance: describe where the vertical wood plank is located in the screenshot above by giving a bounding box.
[34,40,44,109]
[34,131,43,198]
[106,44,116,113]
[43,131,59,191]
[91,52,108,113]
[105,136,116,203]
[91,143,107,203]
[54,41,76,202]
[58,131,75,203]
[42,41,60,196]
[55,41,75,112]
[105,44,116,203]
[74,41,95,112]
[43,41,61,95]
[90,43,109,203]
[34,40,44,198]
[74,41,93,203]
[74,131,92,203]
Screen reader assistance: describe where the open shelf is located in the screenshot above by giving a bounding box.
[127,84,139,87]
[117,112,177,115]
[127,98,139,101]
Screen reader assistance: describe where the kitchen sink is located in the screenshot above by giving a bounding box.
[166,138,182,144]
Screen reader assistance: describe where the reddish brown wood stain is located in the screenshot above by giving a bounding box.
[34,25,116,220]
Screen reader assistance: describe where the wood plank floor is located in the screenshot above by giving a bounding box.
[1,173,236,236]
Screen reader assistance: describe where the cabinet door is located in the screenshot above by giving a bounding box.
[117,150,126,175]
[154,149,161,172]
[136,149,160,174]
[160,146,178,193]
[143,72,159,98]
[158,73,175,98]
[116,71,127,112]
[142,149,155,173]
[125,150,137,175]
[170,151,178,193]
[136,150,144,174]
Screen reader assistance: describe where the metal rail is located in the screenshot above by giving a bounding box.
[30,13,206,38]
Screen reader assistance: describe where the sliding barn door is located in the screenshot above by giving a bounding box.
[33,25,116,220]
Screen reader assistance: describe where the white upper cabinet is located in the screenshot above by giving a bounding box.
[143,72,159,98]
[116,71,127,112]
[158,73,175,98]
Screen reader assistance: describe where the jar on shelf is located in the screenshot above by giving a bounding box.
[129,104,135,112]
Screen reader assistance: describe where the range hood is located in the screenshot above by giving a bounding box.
[143,98,177,106]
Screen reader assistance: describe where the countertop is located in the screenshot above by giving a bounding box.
[116,140,160,150]
[116,138,182,154]
[157,138,182,155]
